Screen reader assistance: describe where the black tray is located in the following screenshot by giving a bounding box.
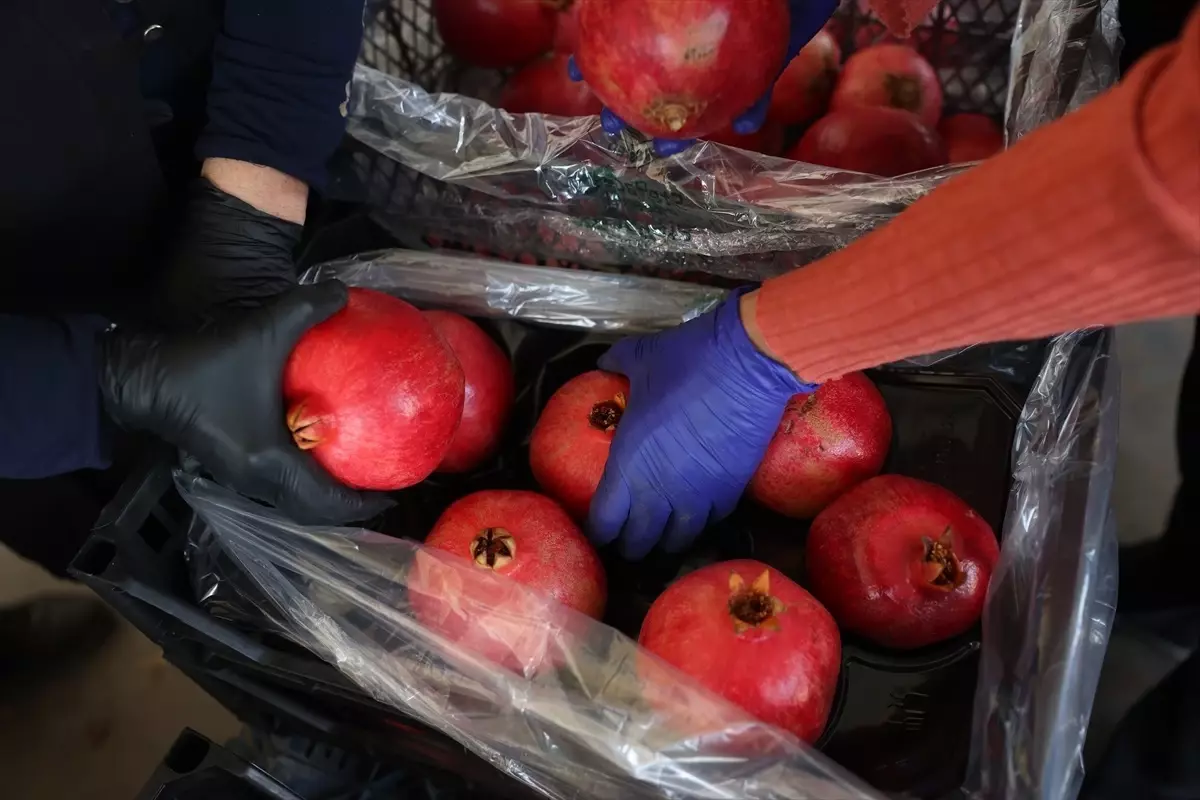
[81,317,1029,798]
[376,326,1025,795]
[136,729,300,800]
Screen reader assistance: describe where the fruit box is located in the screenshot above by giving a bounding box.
[114,247,1113,800]
[329,0,1122,285]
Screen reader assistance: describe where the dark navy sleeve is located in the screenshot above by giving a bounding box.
[195,0,366,189]
[0,315,112,479]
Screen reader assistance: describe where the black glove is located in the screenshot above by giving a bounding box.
[159,179,302,328]
[99,281,392,525]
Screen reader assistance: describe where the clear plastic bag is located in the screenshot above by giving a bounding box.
[327,0,1120,283]
[181,328,1117,800]
[299,250,725,334]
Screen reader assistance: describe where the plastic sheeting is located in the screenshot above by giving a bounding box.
[300,250,725,334]
[180,328,1117,800]
[328,0,1120,282]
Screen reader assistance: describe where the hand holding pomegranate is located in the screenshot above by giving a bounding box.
[566,0,838,156]
[588,291,814,559]
[99,282,394,524]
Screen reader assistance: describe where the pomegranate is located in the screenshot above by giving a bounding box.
[807,475,1001,649]
[423,311,515,474]
[574,0,791,139]
[787,106,947,176]
[552,0,581,54]
[284,288,464,491]
[500,54,603,117]
[703,121,786,156]
[939,113,1005,163]
[868,0,941,38]
[768,30,841,127]
[748,373,892,519]
[530,370,629,520]
[411,490,606,673]
[832,44,943,128]
[433,0,559,70]
[639,560,841,744]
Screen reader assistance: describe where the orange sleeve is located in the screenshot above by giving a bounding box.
[755,8,1200,383]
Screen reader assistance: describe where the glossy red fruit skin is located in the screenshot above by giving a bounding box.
[552,0,581,54]
[768,30,842,127]
[939,113,1005,163]
[639,559,842,744]
[703,121,787,156]
[433,0,557,70]
[807,475,1001,649]
[787,106,947,176]
[284,289,464,491]
[832,44,943,128]
[500,54,603,117]
[530,370,629,520]
[424,311,515,474]
[574,0,791,139]
[411,490,606,673]
[749,373,892,519]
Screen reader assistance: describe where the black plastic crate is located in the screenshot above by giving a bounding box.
[136,729,300,800]
[75,314,1034,799]
[359,0,1019,117]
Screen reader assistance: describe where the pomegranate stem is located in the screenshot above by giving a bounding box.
[727,570,785,632]
[922,527,964,590]
[471,528,516,569]
[588,393,626,432]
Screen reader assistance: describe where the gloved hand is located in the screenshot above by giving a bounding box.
[159,179,302,329]
[568,0,838,156]
[589,292,817,560]
[99,281,392,525]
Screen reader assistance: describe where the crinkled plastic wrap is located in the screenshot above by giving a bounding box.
[328,0,1119,282]
[299,250,725,333]
[181,329,1117,800]
[298,250,1043,377]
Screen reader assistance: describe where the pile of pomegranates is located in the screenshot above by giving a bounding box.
[770,33,1002,173]
[283,296,1002,755]
[433,0,1002,175]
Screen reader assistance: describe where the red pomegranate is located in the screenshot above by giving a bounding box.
[530,370,628,520]
[552,0,581,54]
[748,373,892,519]
[939,113,1005,163]
[787,106,947,176]
[639,560,841,744]
[807,475,1001,649]
[703,121,786,156]
[500,54,603,117]
[832,44,943,128]
[284,289,464,490]
[768,30,841,127]
[433,0,559,70]
[411,490,606,674]
[423,311,515,474]
[574,0,791,139]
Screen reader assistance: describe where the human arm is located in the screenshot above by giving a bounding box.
[751,7,1200,379]
[0,285,391,523]
[590,8,1200,558]
[0,316,112,479]
[162,0,367,323]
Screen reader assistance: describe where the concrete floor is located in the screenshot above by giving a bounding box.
[0,317,1192,799]
[0,553,238,800]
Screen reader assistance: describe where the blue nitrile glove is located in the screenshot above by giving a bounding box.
[589,292,818,560]
[568,0,837,157]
